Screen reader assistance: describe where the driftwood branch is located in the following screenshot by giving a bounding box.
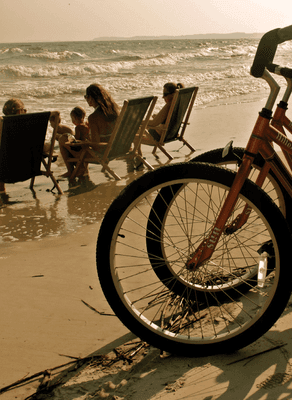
[0,355,104,396]
[81,299,115,316]
[0,339,147,398]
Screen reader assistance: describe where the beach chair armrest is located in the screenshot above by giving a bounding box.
[65,140,95,147]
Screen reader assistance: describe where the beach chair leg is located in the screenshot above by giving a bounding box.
[101,161,121,180]
[41,158,63,194]
[69,151,87,180]
[108,170,121,180]
[152,146,158,156]
[30,177,35,190]
[136,155,154,171]
[157,145,174,160]
[180,138,196,152]
[49,173,63,194]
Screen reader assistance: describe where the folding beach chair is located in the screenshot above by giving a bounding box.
[141,86,199,160]
[0,112,63,194]
[66,95,157,180]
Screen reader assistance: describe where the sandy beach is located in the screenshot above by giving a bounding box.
[3,94,292,400]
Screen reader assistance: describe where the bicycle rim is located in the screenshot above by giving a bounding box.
[96,163,292,356]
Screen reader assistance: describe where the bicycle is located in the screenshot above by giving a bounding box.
[191,72,292,224]
[96,25,292,356]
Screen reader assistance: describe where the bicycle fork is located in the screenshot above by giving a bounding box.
[186,115,271,271]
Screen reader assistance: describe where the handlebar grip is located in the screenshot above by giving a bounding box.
[267,63,292,79]
[250,28,280,78]
[278,25,292,43]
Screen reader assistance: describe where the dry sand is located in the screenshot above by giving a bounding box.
[3,94,292,399]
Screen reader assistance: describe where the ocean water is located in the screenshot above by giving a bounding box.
[1,38,292,126]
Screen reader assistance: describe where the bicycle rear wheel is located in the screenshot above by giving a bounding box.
[96,162,292,356]
[192,147,291,217]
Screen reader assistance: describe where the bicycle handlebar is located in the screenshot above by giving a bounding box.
[278,25,292,43]
[266,63,292,79]
[250,25,292,78]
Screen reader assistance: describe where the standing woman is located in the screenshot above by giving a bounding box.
[84,83,120,151]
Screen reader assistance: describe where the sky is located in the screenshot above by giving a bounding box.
[1,0,291,43]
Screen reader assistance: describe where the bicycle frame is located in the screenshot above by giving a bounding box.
[222,76,292,234]
[187,26,292,271]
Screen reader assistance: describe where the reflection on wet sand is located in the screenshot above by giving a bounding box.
[0,141,193,245]
[0,195,62,242]
[0,161,146,245]
[0,180,123,244]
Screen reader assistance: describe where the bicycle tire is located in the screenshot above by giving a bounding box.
[96,162,292,356]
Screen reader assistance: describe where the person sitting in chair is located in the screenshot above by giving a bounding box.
[61,106,90,178]
[0,99,30,193]
[135,82,184,156]
[0,99,61,193]
[147,82,184,141]
[84,83,120,151]
[49,113,76,178]
[61,84,119,179]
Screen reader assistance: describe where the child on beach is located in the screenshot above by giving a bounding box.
[68,106,90,177]
[49,114,74,141]
[50,113,76,177]
[70,106,89,143]
[57,106,90,178]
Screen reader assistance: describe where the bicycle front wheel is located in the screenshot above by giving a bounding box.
[96,162,292,356]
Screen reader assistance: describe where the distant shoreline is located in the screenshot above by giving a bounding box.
[93,32,263,41]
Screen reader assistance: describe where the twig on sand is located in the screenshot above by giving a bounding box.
[58,353,80,360]
[0,361,76,395]
[81,299,115,316]
[0,355,105,397]
[227,343,287,365]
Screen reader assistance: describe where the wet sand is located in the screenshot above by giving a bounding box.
[4,94,292,399]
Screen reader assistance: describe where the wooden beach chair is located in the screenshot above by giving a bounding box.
[141,86,199,160]
[66,95,157,180]
[0,111,63,194]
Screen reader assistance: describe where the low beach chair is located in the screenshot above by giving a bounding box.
[0,111,63,194]
[141,86,199,160]
[66,95,157,180]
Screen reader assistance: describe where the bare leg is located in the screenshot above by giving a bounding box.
[133,133,143,156]
[0,181,5,193]
[58,134,75,176]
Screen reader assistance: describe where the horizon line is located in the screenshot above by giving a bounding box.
[93,32,263,41]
